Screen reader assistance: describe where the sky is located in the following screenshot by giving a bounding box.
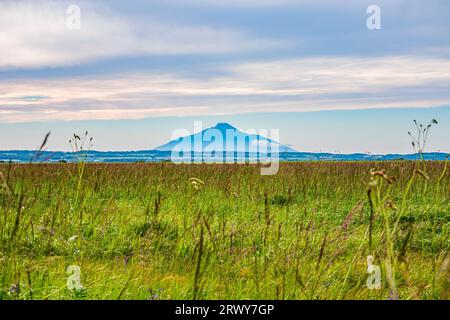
[0,0,449,153]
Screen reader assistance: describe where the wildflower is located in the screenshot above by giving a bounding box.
[385,200,398,210]
[148,288,162,300]
[9,284,19,295]
[415,169,430,180]
[389,291,399,300]
[370,169,396,184]
[38,225,55,236]
[68,235,78,242]
[189,177,205,190]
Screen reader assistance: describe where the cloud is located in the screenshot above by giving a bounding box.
[1,55,450,122]
[163,0,433,10]
[163,0,363,8]
[165,0,301,7]
[0,0,282,70]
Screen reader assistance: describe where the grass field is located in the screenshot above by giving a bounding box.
[0,161,449,300]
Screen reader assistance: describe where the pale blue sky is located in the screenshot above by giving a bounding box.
[1,107,449,154]
[1,0,449,153]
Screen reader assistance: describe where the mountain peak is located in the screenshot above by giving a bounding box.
[154,122,297,152]
[214,122,236,131]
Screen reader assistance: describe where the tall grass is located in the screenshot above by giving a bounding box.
[0,160,448,300]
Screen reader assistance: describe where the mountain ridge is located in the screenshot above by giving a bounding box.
[154,122,297,153]
[0,150,448,163]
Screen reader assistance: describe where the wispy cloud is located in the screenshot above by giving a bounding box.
[164,0,364,8]
[1,55,450,122]
[163,0,444,11]
[0,0,284,70]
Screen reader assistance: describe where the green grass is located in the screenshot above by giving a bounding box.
[0,161,449,300]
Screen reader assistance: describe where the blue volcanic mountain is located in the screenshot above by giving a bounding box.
[154,122,297,153]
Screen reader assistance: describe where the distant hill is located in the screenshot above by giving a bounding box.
[154,122,297,153]
[0,150,448,163]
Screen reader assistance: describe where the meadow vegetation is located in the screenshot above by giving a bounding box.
[0,160,449,300]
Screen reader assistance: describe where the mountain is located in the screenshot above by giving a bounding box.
[153,122,297,153]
